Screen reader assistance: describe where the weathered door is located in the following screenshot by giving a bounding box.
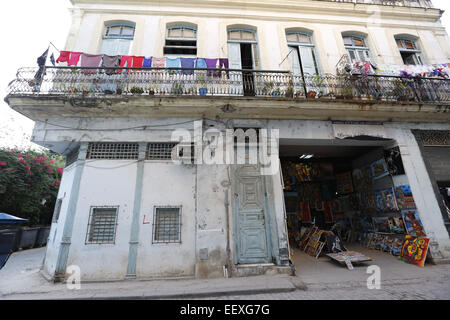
[233,164,271,264]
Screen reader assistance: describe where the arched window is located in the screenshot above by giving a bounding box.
[100,23,135,56]
[227,29,257,42]
[395,37,423,65]
[286,31,319,76]
[164,24,197,55]
[342,34,371,63]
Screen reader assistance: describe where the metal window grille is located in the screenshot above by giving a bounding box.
[153,207,181,243]
[146,143,178,160]
[86,143,139,160]
[52,199,62,223]
[85,207,118,244]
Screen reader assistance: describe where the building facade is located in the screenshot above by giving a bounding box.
[5,0,450,281]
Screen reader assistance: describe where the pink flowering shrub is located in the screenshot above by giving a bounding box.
[0,148,65,225]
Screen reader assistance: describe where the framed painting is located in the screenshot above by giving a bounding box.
[400,235,430,267]
[401,210,426,237]
[371,158,389,180]
[300,202,312,223]
[336,171,354,194]
[394,185,416,210]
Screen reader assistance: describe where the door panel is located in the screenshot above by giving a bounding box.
[228,42,243,95]
[233,164,271,264]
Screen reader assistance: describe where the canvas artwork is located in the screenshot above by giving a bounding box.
[375,234,387,250]
[323,201,334,223]
[372,217,390,233]
[402,210,426,237]
[305,230,324,256]
[382,236,395,252]
[336,171,354,194]
[391,237,404,256]
[326,234,346,253]
[374,188,398,212]
[394,185,416,210]
[371,158,389,180]
[299,227,315,250]
[300,202,312,223]
[400,235,430,267]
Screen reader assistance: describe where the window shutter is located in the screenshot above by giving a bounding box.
[299,46,317,76]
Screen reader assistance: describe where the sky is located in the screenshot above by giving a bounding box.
[0,0,449,150]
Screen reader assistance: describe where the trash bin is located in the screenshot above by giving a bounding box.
[18,227,39,250]
[35,226,51,247]
[0,229,17,269]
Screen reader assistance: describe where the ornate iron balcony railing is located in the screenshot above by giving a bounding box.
[312,0,433,8]
[6,66,449,104]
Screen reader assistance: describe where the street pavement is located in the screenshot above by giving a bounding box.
[1,246,449,300]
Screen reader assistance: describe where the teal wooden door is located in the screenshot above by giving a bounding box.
[233,164,271,264]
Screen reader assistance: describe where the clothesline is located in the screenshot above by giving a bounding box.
[348,60,450,79]
[55,51,229,75]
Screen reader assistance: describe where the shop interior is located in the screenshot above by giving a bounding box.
[280,139,431,270]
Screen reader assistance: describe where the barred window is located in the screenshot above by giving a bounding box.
[52,199,62,223]
[86,142,139,160]
[153,207,181,243]
[86,207,118,244]
[146,142,177,160]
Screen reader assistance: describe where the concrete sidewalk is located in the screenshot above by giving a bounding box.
[0,248,298,300]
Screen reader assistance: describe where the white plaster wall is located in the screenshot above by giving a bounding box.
[66,160,137,280]
[136,162,197,278]
[43,163,76,278]
[65,2,449,70]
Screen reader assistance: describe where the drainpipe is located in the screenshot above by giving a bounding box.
[224,188,231,278]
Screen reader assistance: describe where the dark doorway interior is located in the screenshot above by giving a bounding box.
[240,43,254,96]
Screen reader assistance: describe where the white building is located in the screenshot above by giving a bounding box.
[5,0,450,281]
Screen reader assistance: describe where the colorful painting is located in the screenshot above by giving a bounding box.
[382,236,395,252]
[323,201,334,223]
[394,185,416,210]
[305,230,324,256]
[371,158,389,180]
[391,237,404,256]
[372,217,390,233]
[374,188,398,213]
[401,210,426,237]
[400,235,430,267]
[300,202,312,223]
[336,171,354,194]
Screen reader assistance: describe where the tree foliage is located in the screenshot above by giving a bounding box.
[0,148,64,225]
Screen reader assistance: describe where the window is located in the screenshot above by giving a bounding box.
[153,207,181,243]
[86,143,139,160]
[146,143,177,160]
[52,199,62,223]
[100,23,135,56]
[396,38,423,65]
[286,31,319,76]
[228,29,257,42]
[85,207,118,244]
[164,25,197,55]
[343,35,371,63]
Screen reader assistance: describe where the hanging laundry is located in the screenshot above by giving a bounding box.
[102,55,120,75]
[56,51,70,64]
[152,57,166,71]
[132,56,145,70]
[50,53,56,66]
[166,57,181,73]
[68,52,82,66]
[205,58,218,76]
[119,55,133,73]
[219,58,229,78]
[34,48,49,82]
[195,58,207,69]
[180,58,195,75]
[143,57,152,68]
[80,53,103,74]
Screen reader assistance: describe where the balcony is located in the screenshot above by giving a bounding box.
[5,66,450,123]
[7,66,449,102]
[312,0,434,8]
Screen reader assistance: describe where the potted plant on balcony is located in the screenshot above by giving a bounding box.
[285,80,294,98]
[262,81,274,96]
[130,86,144,95]
[198,73,208,95]
[171,81,185,95]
